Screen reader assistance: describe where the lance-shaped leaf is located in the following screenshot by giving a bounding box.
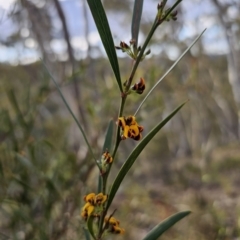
[102,119,114,153]
[16,153,35,171]
[98,119,114,193]
[87,216,96,240]
[83,227,91,240]
[142,211,191,240]
[106,102,186,209]
[131,0,144,46]
[86,0,122,92]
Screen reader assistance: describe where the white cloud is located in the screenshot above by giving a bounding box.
[0,0,16,10]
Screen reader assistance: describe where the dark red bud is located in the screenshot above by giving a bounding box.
[145,49,151,55]
[171,10,178,17]
[120,41,130,49]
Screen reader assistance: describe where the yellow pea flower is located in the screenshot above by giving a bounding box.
[105,216,125,234]
[84,193,96,204]
[102,151,113,164]
[81,202,95,220]
[117,115,143,141]
[105,216,120,226]
[95,193,107,205]
[111,225,125,234]
[122,125,130,140]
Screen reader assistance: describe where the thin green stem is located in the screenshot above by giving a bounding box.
[125,17,158,91]
[97,96,126,239]
[161,0,168,10]
[97,2,183,239]
[83,227,91,240]
[7,89,28,129]
[42,61,97,163]
[134,29,206,116]
[112,97,126,158]
[7,88,36,150]
[160,0,182,23]
[97,211,105,239]
[125,0,182,92]
[101,96,126,194]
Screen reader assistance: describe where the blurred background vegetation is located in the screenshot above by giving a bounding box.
[0,0,240,239]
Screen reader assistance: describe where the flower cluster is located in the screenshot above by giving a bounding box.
[157,3,178,23]
[104,216,125,234]
[81,193,107,220]
[117,116,143,141]
[115,40,150,60]
[81,193,125,235]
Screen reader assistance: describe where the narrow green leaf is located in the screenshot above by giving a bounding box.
[12,176,34,191]
[45,177,62,199]
[102,119,114,153]
[134,29,206,116]
[7,89,28,129]
[131,0,144,46]
[42,61,97,163]
[107,102,186,209]
[127,0,183,87]
[98,119,114,193]
[86,0,122,92]
[83,227,91,240]
[16,153,35,171]
[87,216,96,240]
[142,210,191,240]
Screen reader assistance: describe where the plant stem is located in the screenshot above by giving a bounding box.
[125,16,158,92]
[101,95,126,194]
[97,2,183,238]
[125,0,182,92]
[97,96,126,239]
[134,28,206,116]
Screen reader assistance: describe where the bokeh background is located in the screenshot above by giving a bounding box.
[0,0,240,239]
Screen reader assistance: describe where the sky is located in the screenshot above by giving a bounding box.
[0,0,15,9]
[0,0,230,64]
